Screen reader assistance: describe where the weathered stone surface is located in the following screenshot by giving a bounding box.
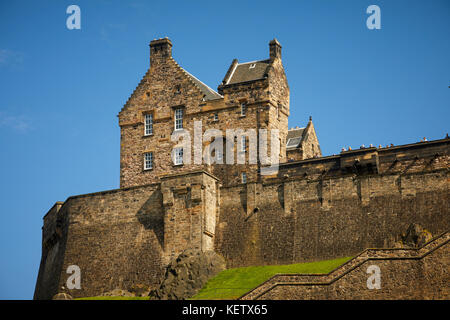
[128,284,151,297]
[149,249,226,300]
[52,293,72,300]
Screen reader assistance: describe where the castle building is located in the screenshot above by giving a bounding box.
[34,38,449,300]
[118,38,320,188]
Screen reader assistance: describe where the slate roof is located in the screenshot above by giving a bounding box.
[286,127,305,149]
[182,69,223,101]
[226,60,271,85]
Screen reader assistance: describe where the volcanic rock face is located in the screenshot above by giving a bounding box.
[149,249,226,300]
[393,223,433,248]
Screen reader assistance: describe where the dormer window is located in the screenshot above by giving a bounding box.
[174,108,183,131]
[144,113,153,136]
[240,103,246,117]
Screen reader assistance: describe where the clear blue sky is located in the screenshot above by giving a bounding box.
[0,0,448,299]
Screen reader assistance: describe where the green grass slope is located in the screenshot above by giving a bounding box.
[191,256,352,300]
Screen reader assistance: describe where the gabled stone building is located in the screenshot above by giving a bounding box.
[118,37,320,188]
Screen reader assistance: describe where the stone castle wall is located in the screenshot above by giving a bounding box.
[34,138,449,299]
[216,139,449,268]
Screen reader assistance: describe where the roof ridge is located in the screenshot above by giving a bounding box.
[171,58,223,100]
[237,59,268,65]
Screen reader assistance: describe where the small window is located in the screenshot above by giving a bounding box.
[241,172,247,184]
[174,108,183,131]
[144,152,153,170]
[240,103,246,117]
[144,113,153,136]
[249,63,256,69]
[214,112,219,121]
[287,137,301,148]
[173,147,183,165]
[241,136,246,152]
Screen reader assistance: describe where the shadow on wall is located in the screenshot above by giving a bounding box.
[136,187,165,249]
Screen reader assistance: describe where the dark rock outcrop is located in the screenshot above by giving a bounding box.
[149,249,226,300]
[393,223,433,248]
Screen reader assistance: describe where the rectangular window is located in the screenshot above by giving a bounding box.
[241,172,247,184]
[241,136,246,152]
[214,112,219,121]
[240,103,246,117]
[144,113,153,136]
[175,108,183,131]
[144,152,153,170]
[174,147,183,165]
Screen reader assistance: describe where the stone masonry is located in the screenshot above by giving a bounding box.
[34,38,449,299]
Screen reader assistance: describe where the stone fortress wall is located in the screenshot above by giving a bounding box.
[34,138,449,299]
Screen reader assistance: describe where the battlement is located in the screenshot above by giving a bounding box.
[277,137,449,181]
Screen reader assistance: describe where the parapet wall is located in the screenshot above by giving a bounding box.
[34,183,165,299]
[34,171,220,300]
[240,232,450,300]
[215,138,449,267]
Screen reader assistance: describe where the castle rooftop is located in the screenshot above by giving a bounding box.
[225,59,271,85]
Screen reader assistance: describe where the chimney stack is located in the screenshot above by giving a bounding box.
[269,38,282,61]
[149,37,172,65]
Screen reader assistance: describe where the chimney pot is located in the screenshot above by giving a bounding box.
[149,37,173,65]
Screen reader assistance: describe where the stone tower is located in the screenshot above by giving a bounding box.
[118,38,290,188]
